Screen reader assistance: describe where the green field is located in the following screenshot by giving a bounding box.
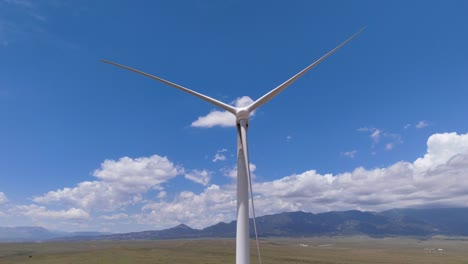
[1,237,468,264]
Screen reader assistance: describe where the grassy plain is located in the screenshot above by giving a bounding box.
[1,236,468,264]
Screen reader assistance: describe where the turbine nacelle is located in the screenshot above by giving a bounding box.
[235,107,250,124]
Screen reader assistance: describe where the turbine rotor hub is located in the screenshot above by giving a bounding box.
[236,108,250,124]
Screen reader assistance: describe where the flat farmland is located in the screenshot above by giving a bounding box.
[1,236,468,264]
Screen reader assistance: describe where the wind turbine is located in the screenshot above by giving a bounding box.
[102,28,363,264]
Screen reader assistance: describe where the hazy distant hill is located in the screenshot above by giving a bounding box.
[55,208,468,241]
[0,226,58,242]
[2,208,468,242]
[0,226,109,242]
[380,208,468,236]
[203,210,436,238]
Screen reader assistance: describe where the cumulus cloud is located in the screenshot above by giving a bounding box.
[17,204,89,220]
[34,155,180,212]
[137,132,468,228]
[256,132,468,212]
[184,169,211,186]
[0,192,7,204]
[14,132,468,230]
[191,96,254,128]
[212,148,227,162]
[416,120,429,129]
[413,132,468,171]
[138,184,237,228]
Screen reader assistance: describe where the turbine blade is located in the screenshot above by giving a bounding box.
[101,60,237,114]
[247,27,365,112]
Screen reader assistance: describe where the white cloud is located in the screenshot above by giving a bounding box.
[358,127,381,144]
[0,192,7,204]
[100,213,129,220]
[255,132,468,213]
[13,132,468,231]
[93,156,178,184]
[416,120,429,129]
[17,204,89,220]
[224,163,256,179]
[342,150,357,158]
[184,169,211,186]
[138,184,236,229]
[370,129,381,143]
[191,96,254,128]
[157,191,167,199]
[136,132,468,228]
[34,155,180,212]
[358,127,402,151]
[413,132,468,171]
[212,148,227,162]
[212,153,226,162]
[191,110,235,128]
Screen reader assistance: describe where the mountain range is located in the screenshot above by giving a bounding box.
[2,208,467,242]
[0,226,109,242]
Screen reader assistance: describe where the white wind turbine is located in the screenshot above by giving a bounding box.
[102,28,363,264]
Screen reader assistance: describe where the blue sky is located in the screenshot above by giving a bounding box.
[1,0,468,232]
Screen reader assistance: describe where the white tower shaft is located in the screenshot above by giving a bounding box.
[236,118,250,264]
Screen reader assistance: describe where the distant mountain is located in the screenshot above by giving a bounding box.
[0,226,58,242]
[381,208,468,236]
[87,224,202,241]
[0,226,110,242]
[2,208,468,242]
[56,208,468,241]
[202,210,436,238]
[253,210,436,237]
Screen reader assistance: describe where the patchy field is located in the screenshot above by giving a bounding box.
[1,237,468,264]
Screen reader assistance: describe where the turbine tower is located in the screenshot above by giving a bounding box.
[102,28,363,264]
